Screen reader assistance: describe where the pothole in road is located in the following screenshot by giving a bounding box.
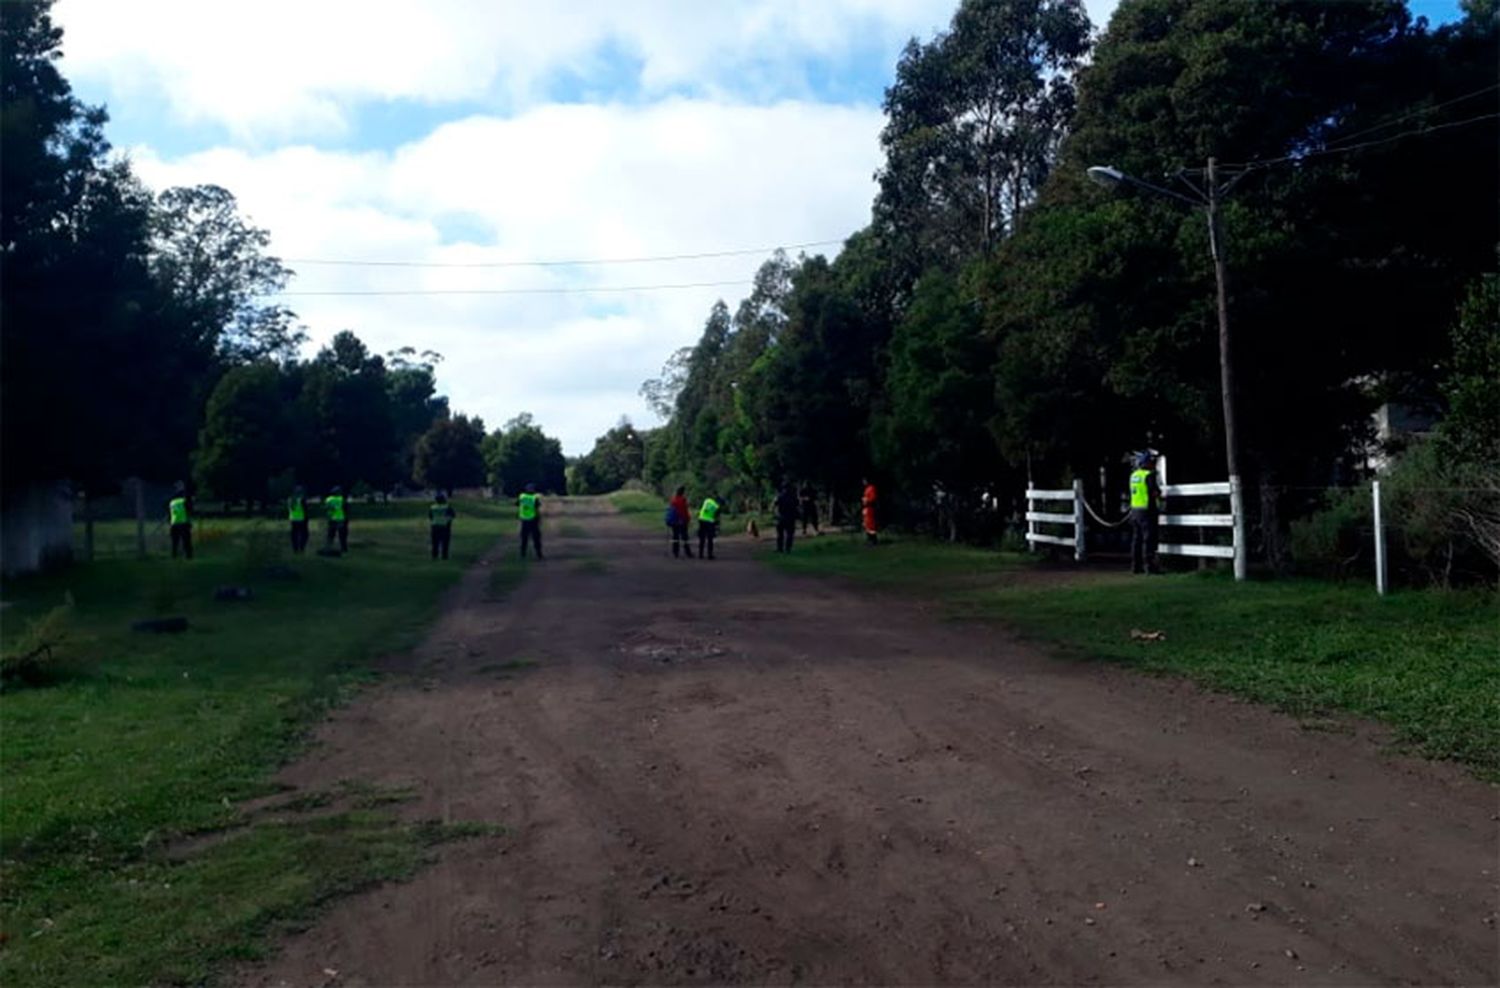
[617,631,729,665]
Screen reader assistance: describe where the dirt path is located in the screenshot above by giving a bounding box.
[242,498,1497,986]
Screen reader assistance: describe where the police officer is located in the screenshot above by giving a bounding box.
[325,485,348,553]
[167,482,193,559]
[1129,450,1162,574]
[518,483,543,559]
[697,493,721,560]
[429,491,455,560]
[287,485,309,554]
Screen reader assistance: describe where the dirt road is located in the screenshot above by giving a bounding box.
[244,498,1498,986]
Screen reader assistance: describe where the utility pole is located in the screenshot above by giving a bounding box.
[1206,157,1247,580]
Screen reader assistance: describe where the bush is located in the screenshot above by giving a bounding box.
[1290,442,1499,587]
[1,594,85,687]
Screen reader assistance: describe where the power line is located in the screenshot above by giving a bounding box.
[277,278,754,298]
[283,238,844,269]
[1223,112,1499,170]
[1320,83,1499,151]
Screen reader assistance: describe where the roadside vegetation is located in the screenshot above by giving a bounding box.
[766,535,1499,777]
[0,500,514,984]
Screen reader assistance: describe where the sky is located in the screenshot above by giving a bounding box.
[53,0,1464,455]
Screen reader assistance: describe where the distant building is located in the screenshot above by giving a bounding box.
[1367,401,1440,472]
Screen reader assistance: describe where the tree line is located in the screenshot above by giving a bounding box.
[608,0,1497,574]
[1,0,569,518]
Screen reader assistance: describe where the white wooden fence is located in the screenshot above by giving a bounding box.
[1026,473,1246,580]
[1025,479,1085,562]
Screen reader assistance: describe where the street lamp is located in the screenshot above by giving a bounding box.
[1088,157,1247,581]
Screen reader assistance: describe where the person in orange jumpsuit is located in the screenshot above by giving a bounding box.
[861,476,879,546]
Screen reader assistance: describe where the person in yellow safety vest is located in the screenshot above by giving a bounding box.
[1129,450,1162,575]
[287,485,309,554]
[517,483,543,560]
[324,485,349,553]
[167,481,193,559]
[697,494,721,560]
[429,491,456,560]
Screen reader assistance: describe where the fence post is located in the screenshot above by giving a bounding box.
[1229,473,1246,582]
[1073,478,1085,562]
[1373,479,1387,596]
[1026,484,1036,553]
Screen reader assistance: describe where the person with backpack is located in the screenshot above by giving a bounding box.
[667,485,693,558]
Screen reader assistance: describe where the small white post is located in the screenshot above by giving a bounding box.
[1373,479,1387,596]
[1229,473,1246,582]
[1026,484,1036,552]
[1073,478,1085,562]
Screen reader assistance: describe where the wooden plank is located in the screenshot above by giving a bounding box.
[1160,513,1234,527]
[1025,533,1076,547]
[1027,488,1074,500]
[1163,481,1231,497]
[1158,542,1235,559]
[1025,511,1075,524]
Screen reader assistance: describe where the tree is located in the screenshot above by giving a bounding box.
[414,414,486,493]
[299,331,397,492]
[876,0,1091,278]
[150,184,303,363]
[482,414,567,496]
[872,267,1006,535]
[387,348,449,486]
[1,0,194,493]
[573,419,647,494]
[193,363,290,507]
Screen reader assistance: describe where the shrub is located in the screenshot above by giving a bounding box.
[1,594,86,687]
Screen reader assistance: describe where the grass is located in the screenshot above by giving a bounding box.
[0,498,517,984]
[766,535,1500,777]
[607,490,663,523]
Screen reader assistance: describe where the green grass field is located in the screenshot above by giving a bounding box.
[768,535,1500,777]
[0,499,515,984]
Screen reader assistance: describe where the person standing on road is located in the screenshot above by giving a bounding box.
[287,485,309,554]
[669,485,693,558]
[697,493,721,560]
[799,482,820,536]
[429,491,455,560]
[861,477,879,546]
[775,482,800,553]
[325,485,349,552]
[518,483,543,560]
[1129,450,1162,575]
[167,482,193,560]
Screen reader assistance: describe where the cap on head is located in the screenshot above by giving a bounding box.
[173,480,186,494]
[525,482,536,493]
[1134,450,1155,468]
[435,491,447,502]
[331,485,342,494]
[294,485,305,495]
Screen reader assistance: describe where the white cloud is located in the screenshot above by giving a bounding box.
[127,99,885,453]
[57,0,1122,139]
[55,0,961,138]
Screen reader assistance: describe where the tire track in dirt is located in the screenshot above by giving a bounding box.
[240,497,1498,986]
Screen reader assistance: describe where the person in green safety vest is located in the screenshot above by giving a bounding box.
[518,482,543,560]
[697,493,721,560]
[1129,450,1162,575]
[324,485,349,553]
[429,491,456,560]
[287,485,309,554]
[167,481,193,559]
